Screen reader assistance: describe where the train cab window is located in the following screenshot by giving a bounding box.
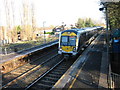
[69,36,76,46]
[61,36,68,45]
[61,36,76,46]
[61,36,68,42]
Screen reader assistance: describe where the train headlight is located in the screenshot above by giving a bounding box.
[59,47,62,51]
[73,48,76,52]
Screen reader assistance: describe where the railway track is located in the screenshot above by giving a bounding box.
[24,33,100,90]
[1,43,58,74]
[2,32,99,89]
[25,57,75,90]
[2,47,60,88]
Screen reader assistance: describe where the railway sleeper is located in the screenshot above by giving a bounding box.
[50,72,64,75]
[48,75,61,78]
[32,86,51,90]
[56,66,68,69]
[33,83,52,89]
[52,69,66,73]
[43,76,58,82]
[55,67,67,70]
[7,83,21,88]
[40,80,55,85]
[47,74,61,78]
[51,71,65,75]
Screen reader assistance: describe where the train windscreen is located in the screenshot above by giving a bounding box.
[61,36,76,46]
[69,36,76,46]
[61,36,68,46]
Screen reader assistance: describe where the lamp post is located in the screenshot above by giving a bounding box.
[99,3,111,88]
[99,2,109,44]
[43,21,46,43]
[99,3,109,44]
[61,22,65,31]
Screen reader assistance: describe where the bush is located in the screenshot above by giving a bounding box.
[45,32,54,35]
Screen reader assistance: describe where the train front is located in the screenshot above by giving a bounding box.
[58,30,78,56]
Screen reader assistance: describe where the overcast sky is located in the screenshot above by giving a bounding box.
[34,0,105,27]
[0,0,105,27]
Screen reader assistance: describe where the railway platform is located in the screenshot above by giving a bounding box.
[0,40,58,64]
[0,40,58,74]
[52,31,109,89]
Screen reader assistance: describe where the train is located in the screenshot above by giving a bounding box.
[58,26,103,57]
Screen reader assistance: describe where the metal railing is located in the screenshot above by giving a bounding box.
[108,60,120,89]
[108,45,120,89]
[111,72,120,88]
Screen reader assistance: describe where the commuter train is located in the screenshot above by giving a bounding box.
[58,26,103,57]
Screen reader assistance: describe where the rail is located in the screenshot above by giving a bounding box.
[25,57,65,89]
[2,53,59,88]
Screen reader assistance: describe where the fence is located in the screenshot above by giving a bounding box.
[110,72,120,88]
[0,40,9,46]
[108,62,120,89]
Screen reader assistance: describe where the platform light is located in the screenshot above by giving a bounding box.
[99,3,109,44]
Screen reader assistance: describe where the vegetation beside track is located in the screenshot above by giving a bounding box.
[1,36,58,54]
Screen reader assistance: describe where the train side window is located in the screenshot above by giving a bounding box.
[87,31,91,38]
[61,36,68,42]
[86,32,88,36]
[81,33,86,40]
[80,35,84,44]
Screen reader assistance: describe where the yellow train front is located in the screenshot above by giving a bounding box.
[58,29,80,56]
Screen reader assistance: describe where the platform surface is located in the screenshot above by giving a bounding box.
[0,41,58,64]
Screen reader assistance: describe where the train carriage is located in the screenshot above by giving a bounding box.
[58,27,103,57]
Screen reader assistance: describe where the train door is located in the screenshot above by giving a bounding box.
[79,32,86,48]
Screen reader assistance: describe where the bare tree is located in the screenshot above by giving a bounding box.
[22,0,33,41]
[1,0,37,43]
[4,0,11,43]
[31,1,36,40]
